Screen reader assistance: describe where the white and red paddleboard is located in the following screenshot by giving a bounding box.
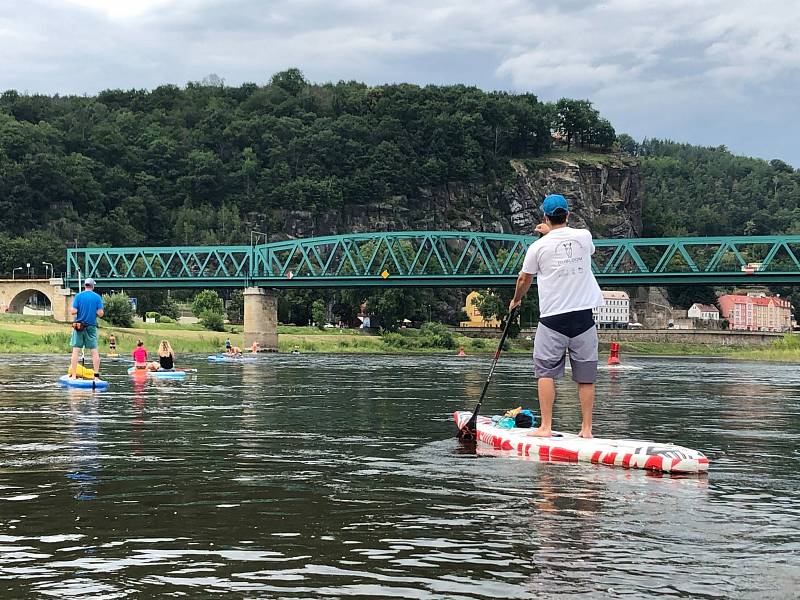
[454,411,709,474]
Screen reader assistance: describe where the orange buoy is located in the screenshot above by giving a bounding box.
[608,341,621,365]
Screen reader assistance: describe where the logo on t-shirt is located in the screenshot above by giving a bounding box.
[555,241,574,259]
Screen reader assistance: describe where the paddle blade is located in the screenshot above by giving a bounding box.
[457,423,477,442]
[457,408,479,441]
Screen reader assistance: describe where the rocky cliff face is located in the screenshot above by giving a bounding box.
[270,154,642,240]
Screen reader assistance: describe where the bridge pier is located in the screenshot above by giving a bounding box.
[51,280,74,322]
[243,288,278,351]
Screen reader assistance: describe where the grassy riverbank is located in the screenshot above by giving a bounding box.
[0,316,509,355]
[0,314,798,360]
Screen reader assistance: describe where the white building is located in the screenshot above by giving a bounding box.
[687,303,719,321]
[593,291,629,328]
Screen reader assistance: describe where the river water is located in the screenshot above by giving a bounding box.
[0,354,798,599]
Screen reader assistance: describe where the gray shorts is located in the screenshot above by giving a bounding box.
[533,322,598,383]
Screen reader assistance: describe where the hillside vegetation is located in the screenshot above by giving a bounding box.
[3,72,800,324]
[0,70,619,275]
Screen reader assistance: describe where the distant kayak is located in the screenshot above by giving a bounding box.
[58,374,109,389]
[207,355,257,363]
[127,367,187,379]
[454,411,708,474]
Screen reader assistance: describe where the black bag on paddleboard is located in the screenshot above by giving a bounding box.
[515,412,534,428]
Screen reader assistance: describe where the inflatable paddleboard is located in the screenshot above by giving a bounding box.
[454,411,708,474]
[207,355,257,363]
[58,374,109,389]
[127,367,187,379]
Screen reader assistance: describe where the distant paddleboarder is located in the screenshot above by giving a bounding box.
[508,194,604,438]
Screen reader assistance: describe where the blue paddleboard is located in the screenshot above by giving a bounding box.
[127,367,187,379]
[58,374,109,389]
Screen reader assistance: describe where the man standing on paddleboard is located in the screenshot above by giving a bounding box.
[68,278,105,380]
[508,194,604,438]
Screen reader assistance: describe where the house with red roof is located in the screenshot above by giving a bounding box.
[717,293,792,332]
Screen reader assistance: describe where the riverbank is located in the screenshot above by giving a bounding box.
[0,315,798,360]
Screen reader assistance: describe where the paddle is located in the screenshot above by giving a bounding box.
[80,350,96,390]
[457,306,518,442]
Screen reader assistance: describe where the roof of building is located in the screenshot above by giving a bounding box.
[690,303,719,312]
[601,290,629,300]
[718,294,790,307]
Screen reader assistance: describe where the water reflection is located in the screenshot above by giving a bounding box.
[66,394,100,501]
[0,354,796,598]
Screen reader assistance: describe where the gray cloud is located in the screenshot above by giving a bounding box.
[1,0,798,163]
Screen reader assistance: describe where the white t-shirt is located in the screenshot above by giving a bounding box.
[520,226,604,318]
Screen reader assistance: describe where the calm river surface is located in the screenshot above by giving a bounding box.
[0,354,798,599]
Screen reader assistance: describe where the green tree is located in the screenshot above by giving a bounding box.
[270,68,308,96]
[666,285,718,309]
[199,309,225,331]
[592,118,616,150]
[102,292,134,327]
[367,288,416,331]
[472,290,504,324]
[226,290,244,325]
[192,289,225,318]
[554,98,597,150]
[616,133,639,155]
[311,298,327,329]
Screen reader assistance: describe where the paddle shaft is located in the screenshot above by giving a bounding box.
[458,307,518,439]
[80,350,96,390]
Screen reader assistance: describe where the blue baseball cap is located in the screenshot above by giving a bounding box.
[541,194,569,216]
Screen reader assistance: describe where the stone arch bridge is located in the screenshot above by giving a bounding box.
[0,279,73,322]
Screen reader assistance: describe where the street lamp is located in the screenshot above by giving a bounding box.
[42,262,53,279]
[12,267,22,280]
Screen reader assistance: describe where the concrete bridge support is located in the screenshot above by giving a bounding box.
[243,287,278,351]
[50,280,74,322]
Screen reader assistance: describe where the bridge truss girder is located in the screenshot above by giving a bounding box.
[65,233,800,289]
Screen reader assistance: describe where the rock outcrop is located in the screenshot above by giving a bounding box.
[267,153,642,240]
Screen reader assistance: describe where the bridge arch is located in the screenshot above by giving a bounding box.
[7,288,52,316]
[0,279,72,321]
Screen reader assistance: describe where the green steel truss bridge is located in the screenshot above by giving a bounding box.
[65,233,800,289]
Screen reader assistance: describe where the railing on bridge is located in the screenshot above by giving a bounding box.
[65,233,800,288]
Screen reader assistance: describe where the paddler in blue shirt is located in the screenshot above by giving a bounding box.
[68,278,105,380]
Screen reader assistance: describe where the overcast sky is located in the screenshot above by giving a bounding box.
[2,0,799,164]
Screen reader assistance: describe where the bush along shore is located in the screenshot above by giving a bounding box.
[0,315,799,360]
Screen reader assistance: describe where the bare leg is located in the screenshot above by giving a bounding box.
[577,382,594,438]
[69,348,80,378]
[529,377,555,437]
[91,349,101,376]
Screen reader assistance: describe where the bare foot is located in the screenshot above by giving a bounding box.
[526,427,552,437]
[578,429,593,439]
